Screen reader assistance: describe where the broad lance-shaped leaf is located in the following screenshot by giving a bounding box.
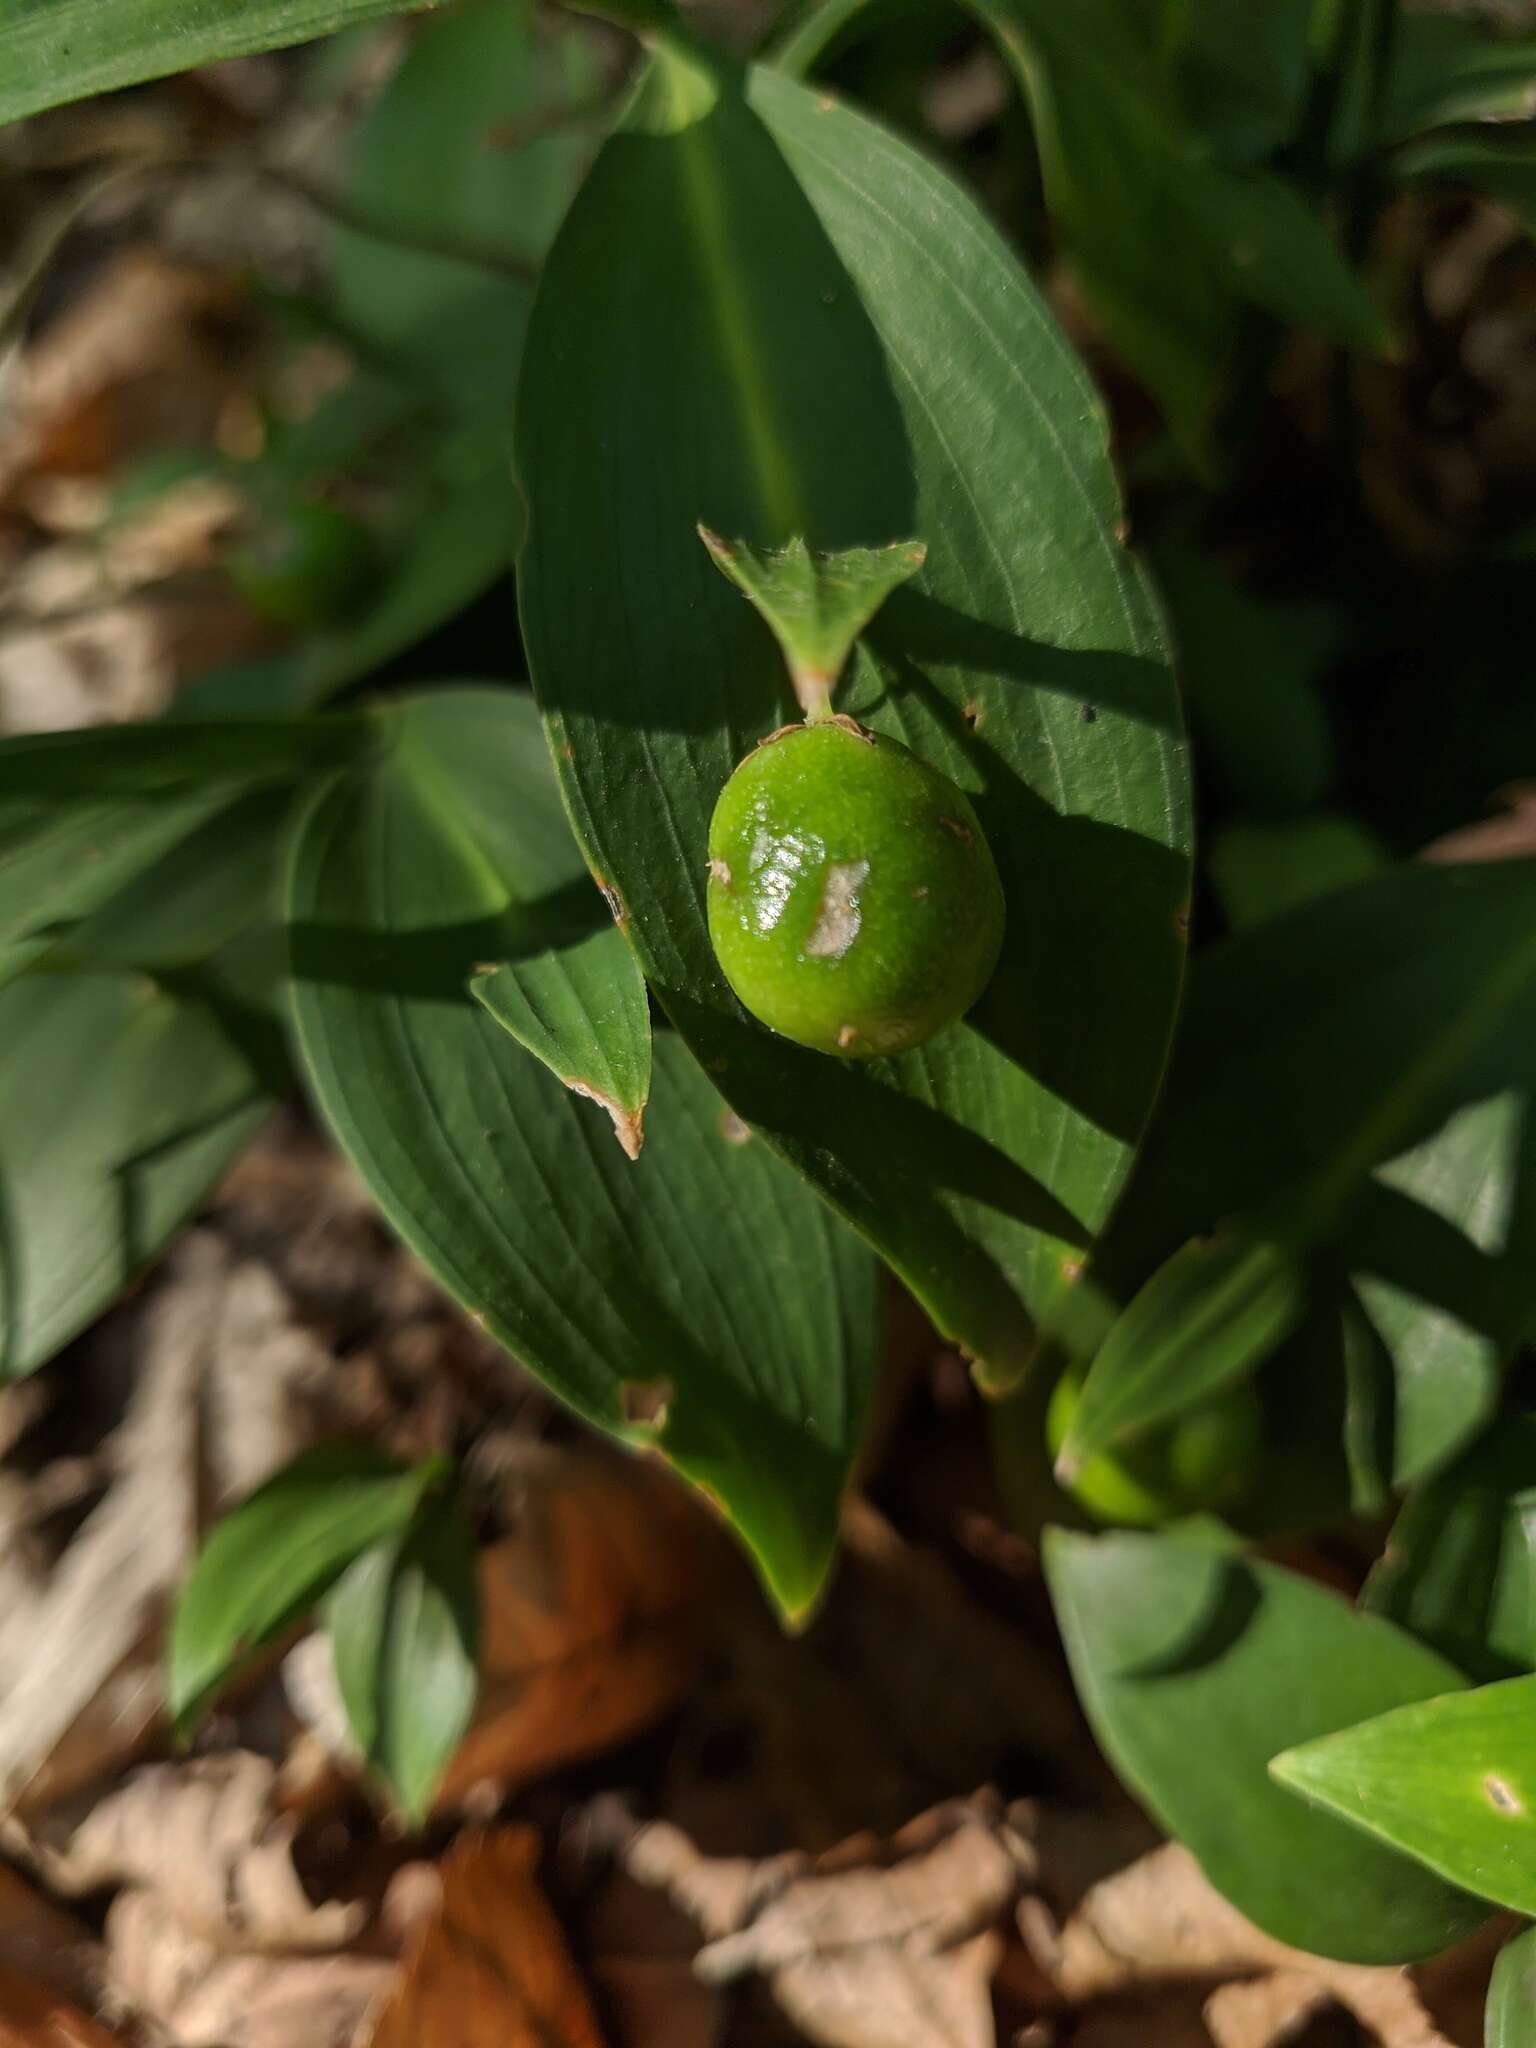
[1364,1420,1536,1683]
[699,529,926,719]
[288,688,879,1618]
[1046,1529,1488,1963]
[327,1491,480,1823]
[1055,1232,1305,1479]
[472,930,651,1160]
[1488,1922,1536,2048]
[169,1446,446,1735]
[1,0,443,128]
[1272,1676,1536,1918]
[518,36,1192,1390]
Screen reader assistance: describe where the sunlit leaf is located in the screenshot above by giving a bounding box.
[518,35,1191,1389]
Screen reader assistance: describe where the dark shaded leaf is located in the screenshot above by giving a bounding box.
[1365,1420,1536,1682]
[971,0,1387,459]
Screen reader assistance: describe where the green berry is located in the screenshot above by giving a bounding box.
[1046,1367,1263,1527]
[706,718,1004,1059]
[231,501,379,631]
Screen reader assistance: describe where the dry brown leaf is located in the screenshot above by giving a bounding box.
[106,1889,391,2048]
[599,1795,1035,2048]
[1035,1840,1461,2048]
[0,1231,331,1819]
[0,1867,108,2019]
[1203,1971,1333,2048]
[35,1753,363,1953]
[0,1962,123,2048]
[1422,784,1536,865]
[363,1828,604,2048]
[0,250,247,498]
[435,1447,720,1808]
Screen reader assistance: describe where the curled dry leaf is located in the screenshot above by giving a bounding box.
[1034,1841,1463,2048]
[1422,783,1536,865]
[34,1752,363,1953]
[362,1827,603,2048]
[0,1961,124,2048]
[0,1232,330,1820]
[106,1889,392,2048]
[438,1447,721,1809]
[598,1795,1035,2048]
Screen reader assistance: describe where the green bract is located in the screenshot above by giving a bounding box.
[706,720,1005,1060]
[1047,1365,1263,1526]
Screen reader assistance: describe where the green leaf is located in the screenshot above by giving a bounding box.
[333,0,602,422]
[1364,1420,1536,1682]
[0,719,359,958]
[969,0,1388,461]
[1056,1234,1305,1478]
[1488,1922,1536,2048]
[1046,1528,1488,1961]
[1394,131,1536,241]
[1161,0,1316,163]
[1210,815,1386,930]
[0,716,361,984]
[0,0,440,128]
[0,967,271,1383]
[1146,522,1337,817]
[699,529,926,719]
[1093,864,1536,1480]
[169,1444,443,1735]
[517,42,1191,1389]
[327,1491,480,1823]
[288,687,879,1618]
[1272,1675,1536,1917]
[471,927,651,1161]
[1373,13,1536,154]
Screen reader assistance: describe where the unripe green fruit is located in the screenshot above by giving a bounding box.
[231,501,379,631]
[706,720,1005,1059]
[1046,1367,1263,1527]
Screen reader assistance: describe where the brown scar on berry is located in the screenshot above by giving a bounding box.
[939,815,974,846]
[1060,1256,1085,1284]
[837,1023,859,1050]
[708,858,733,887]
